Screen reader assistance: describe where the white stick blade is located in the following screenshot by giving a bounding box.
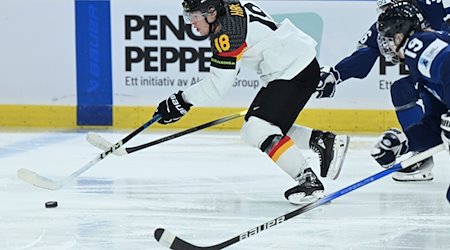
[86,132,113,151]
[86,132,127,156]
[154,228,176,248]
[17,168,62,190]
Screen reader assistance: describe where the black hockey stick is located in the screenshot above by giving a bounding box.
[86,110,247,156]
[154,143,445,249]
[17,114,161,190]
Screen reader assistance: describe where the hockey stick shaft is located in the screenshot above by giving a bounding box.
[124,110,247,154]
[17,115,161,190]
[154,143,445,250]
[88,110,247,155]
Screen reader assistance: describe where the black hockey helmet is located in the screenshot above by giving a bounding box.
[377,1,427,38]
[182,0,225,15]
[182,0,226,24]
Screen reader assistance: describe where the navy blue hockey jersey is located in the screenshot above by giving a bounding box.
[405,31,450,107]
[402,31,450,151]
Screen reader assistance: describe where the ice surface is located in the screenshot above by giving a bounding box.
[0,130,449,250]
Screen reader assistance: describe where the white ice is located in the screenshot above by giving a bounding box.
[0,130,449,250]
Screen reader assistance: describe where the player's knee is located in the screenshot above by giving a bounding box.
[240,116,283,150]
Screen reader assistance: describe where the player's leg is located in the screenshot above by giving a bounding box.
[240,58,325,205]
[390,76,433,181]
[241,115,325,205]
[391,76,423,129]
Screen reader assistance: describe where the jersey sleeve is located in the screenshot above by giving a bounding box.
[183,3,248,106]
[335,23,380,81]
[335,47,380,81]
[415,35,450,86]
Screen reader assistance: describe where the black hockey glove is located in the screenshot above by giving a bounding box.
[316,66,341,98]
[371,128,409,168]
[153,91,192,124]
[440,111,450,151]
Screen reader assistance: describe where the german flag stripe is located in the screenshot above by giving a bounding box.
[268,136,294,162]
[218,42,247,61]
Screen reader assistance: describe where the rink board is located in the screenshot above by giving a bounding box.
[1,0,439,131]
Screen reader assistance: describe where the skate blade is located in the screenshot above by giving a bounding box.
[327,135,350,180]
[287,191,326,205]
[392,171,434,182]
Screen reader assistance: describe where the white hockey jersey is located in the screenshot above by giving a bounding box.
[183,1,317,106]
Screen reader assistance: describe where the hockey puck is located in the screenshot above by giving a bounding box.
[45,201,58,208]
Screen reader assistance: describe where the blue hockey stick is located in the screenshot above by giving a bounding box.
[155,143,445,250]
[17,114,161,190]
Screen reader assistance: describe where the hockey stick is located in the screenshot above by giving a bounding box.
[16,114,161,190]
[154,143,445,250]
[86,110,247,156]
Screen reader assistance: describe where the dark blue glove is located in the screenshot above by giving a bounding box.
[316,66,341,98]
[154,91,192,124]
[371,128,409,168]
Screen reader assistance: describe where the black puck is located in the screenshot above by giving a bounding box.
[45,201,58,208]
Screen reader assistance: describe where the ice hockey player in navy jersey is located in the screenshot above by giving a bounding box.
[151,0,350,205]
[318,0,449,182]
[373,1,450,203]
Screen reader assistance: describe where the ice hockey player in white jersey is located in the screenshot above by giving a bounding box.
[373,1,450,203]
[152,0,350,205]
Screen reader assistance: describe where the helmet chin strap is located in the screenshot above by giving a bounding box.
[395,28,414,52]
[204,11,218,34]
[395,30,413,63]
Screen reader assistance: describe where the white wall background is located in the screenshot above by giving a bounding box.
[0,0,76,105]
[0,0,449,108]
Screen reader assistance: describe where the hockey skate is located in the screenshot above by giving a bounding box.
[309,130,350,180]
[392,156,434,182]
[285,168,325,205]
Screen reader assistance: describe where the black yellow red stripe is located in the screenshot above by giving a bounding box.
[268,136,294,162]
[218,42,247,61]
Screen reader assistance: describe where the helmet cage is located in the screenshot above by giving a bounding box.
[377,34,400,64]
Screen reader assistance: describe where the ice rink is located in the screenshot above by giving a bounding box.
[1,130,449,250]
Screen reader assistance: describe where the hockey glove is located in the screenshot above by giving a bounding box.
[153,91,192,124]
[440,111,450,151]
[316,66,341,98]
[371,128,409,168]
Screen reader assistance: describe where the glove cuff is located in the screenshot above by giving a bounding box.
[330,67,342,84]
[176,91,193,110]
